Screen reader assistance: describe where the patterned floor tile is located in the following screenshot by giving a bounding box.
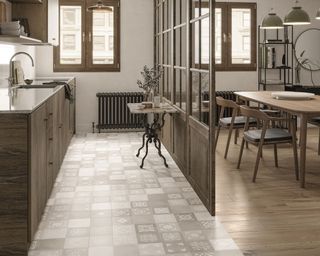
[28,133,243,256]
[164,242,188,254]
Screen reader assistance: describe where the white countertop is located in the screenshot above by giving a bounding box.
[0,77,74,114]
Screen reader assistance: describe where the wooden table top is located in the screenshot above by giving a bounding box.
[235,91,320,117]
[127,103,178,114]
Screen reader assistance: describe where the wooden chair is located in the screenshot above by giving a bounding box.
[237,106,299,182]
[215,97,256,159]
[309,117,320,155]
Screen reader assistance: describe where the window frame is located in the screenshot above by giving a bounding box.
[54,0,120,72]
[216,2,257,72]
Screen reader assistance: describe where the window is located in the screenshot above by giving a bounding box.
[54,0,120,72]
[215,2,256,71]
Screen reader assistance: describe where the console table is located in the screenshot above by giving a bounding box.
[127,103,177,168]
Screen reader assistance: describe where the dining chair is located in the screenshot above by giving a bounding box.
[215,97,256,159]
[237,106,299,182]
[309,117,320,155]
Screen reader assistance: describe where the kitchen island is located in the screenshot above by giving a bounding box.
[0,77,76,255]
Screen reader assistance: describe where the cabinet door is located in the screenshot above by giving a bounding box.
[52,91,60,180]
[58,89,65,165]
[46,97,54,199]
[48,0,59,45]
[30,103,47,239]
[69,79,76,137]
[12,0,47,41]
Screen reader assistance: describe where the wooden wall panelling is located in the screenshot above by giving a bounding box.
[0,114,28,255]
[188,117,210,206]
[172,112,187,172]
[161,112,172,152]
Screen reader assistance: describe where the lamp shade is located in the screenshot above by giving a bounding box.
[87,0,112,12]
[316,8,320,20]
[284,6,311,25]
[261,12,284,29]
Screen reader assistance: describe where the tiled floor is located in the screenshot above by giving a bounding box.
[28,133,243,256]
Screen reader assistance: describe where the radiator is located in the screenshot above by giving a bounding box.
[96,92,144,132]
[202,91,236,125]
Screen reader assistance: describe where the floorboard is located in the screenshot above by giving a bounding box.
[216,128,320,256]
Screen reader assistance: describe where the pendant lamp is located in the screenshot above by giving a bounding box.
[316,8,320,20]
[261,9,283,29]
[87,1,112,12]
[284,1,311,25]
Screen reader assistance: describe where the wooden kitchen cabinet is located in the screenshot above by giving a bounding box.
[11,0,59,45]
[29,102,48,240]
[0,81,75,255]
[12,0,47,42]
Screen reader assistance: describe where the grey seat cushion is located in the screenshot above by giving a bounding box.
[244,128,292,143]
[220,116,256,127]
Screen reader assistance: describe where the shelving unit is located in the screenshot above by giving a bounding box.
[258,25,294,91]
[0,35,44,45]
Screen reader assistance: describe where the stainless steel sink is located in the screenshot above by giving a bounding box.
[18,84,59,89]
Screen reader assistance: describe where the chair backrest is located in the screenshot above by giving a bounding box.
[216,96,239,109]
[240,106,270,121]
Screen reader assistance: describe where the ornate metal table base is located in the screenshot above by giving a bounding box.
[136,113,168,168]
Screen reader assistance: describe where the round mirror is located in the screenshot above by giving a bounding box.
[295,28,320,71]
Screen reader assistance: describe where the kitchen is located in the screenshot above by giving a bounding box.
[1,0,320,256]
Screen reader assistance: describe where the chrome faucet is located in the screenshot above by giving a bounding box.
[8,52,34,87]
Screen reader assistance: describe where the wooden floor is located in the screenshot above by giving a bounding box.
[216,127,320,256]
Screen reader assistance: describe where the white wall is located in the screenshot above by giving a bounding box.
[0,44,36,87]
[216,0,320,91]
[36,0,154,133]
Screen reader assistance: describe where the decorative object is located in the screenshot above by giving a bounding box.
[12,18,30,37]
[316,8,320,20]
[271,91,315,100]
[295,28,320,86]
[137,65,163,102]
[87,0,112,12]
[261,9,283,29]
[24,79,33,85]
[141,102,153,109]
[284,1,311,25]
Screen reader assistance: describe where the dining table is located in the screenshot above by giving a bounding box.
[235,91,320,188]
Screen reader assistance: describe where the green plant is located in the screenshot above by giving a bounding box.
[137,65,163,96]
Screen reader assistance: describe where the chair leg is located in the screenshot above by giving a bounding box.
[215,124,221,150]
[253,140,264,182]
[234,129,239,145]
[291,120,299,181]
[237,138,246,169]
[224,126,233,159]
[274,144,278,168]
[318,128,320,155]
[292,138,299,181]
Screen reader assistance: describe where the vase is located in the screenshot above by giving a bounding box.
[143,90,154,102]
[153,95,161,108]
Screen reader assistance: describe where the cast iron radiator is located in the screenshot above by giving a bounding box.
[96,92,144,132]
[202,91,236,125]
